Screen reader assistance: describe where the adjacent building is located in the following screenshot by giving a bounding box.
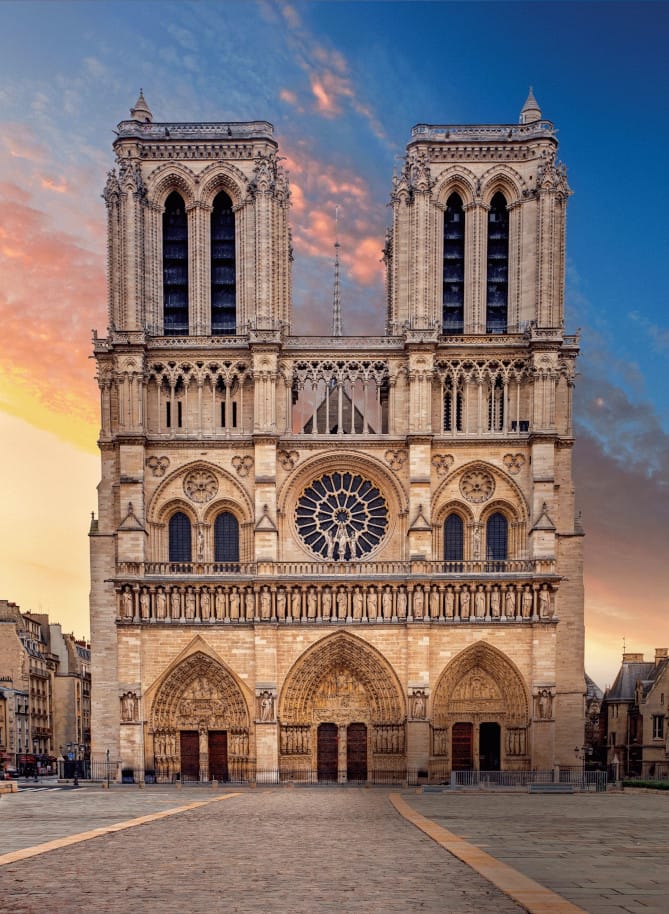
[90,90,584,782]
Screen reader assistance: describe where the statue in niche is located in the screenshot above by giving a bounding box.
[490,587,500,619]
[475,585,486,618]
[539,585,551,618]
[197,526,204,561]
[215,588,226,620]
[139,588,150,620]
[473,524,481,559]
[276,587,286,620]
[522,586,533,619]
[170,589,181,620]
[430,587,440,619]
[537,689,552,720]
[229,587,240,620]
[445,587,454,619]
[382,586,393,620]
[396,587,407,619]
[460,588,471,619]
[321,586,332,620]
[200,588,211,621]
[352,587,363,620]
[336,588,347,620]
[367,587,378,620]
[259,691,274,722]
[412,690,426,719]
[306,587,317,619]
[413,586,424,619]
[260,587,272,620]
[121,587,134,619]
[505,588,516,619]
[291,588,302,621]
[185,589,196,620]
[121,692,138,722]
[155,588,167,620]
[245,588,256,620]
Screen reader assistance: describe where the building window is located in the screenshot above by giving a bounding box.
[443,386,463,432]
[444,514,464,563]
[168,512,192,563]
[488,378,504,431]
[486,191,508,333]
[486,512,508,562]
[214,512,240,565]
[653,715,665,740]
[443,192,464,334]
[211,191,236,335]
[162,191,189,335]
[610,731,616,746]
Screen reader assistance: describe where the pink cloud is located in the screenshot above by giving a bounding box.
[1,124,49,162]
[39,175,69,193]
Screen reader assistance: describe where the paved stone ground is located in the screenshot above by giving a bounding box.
[0,785,523,914]
[407,789,669,914]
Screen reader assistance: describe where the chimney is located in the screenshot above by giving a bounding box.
[655,648,668,665]
[622,652,644,663]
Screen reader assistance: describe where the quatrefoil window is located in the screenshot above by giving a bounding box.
[295,472,388,561]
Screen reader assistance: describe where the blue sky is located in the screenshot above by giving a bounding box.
[0,1,667,685]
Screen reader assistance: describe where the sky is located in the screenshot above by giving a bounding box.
[0,0,667,689]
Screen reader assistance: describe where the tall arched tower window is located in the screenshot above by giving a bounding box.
[169,512,192,562]
[486,512,508,562]
[211,191,236,335]
[486,191,509,334]
[444,513,464,562]
[163,192,189,335]
[214,511,239,564]
[443,193,465,334]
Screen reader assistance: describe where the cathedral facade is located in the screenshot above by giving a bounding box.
[90,91,584,782]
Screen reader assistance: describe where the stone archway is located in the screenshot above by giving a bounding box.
[279,632,406,781]
[149,651,250,782]
[432,642,530,772]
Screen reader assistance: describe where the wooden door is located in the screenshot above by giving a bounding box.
[208,731,228,782]
[317,723,338,782]
[346,723,367,782]
[180,730,199,781]
[451,722,473,770]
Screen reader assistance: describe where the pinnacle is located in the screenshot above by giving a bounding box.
[130,89,153,123]
[519,86,542,124]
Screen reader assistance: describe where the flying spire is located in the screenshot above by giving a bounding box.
[130,89,153,123]
[519,86,542,124]
[332,205,343,337]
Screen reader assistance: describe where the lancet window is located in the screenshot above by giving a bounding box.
[443,384,463,432]
[486,512,508,563]
[444,514,464,563]
[486,192,509,334]
[292,360,389,435]
[169,512,192,563]
[211,191,236,335]
[488,377,505,432]
[436,358,528,436]
[148,361,249,436]
[443,192,465,333]
[162,192,189,335]
[214,512,239,565]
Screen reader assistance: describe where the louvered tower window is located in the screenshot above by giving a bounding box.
[444,514,464,562]
[486,192,509,333]
[214,512,239,564]
[444,386,463,432]
[486,512,508,561]
[211,191,236,335]
[169,512,192,562]
[162,192,189,335]
[443,193,464,333]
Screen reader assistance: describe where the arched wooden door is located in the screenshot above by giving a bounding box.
[451,722,473,770]
[317,723,338,782]
[346,723,367,782]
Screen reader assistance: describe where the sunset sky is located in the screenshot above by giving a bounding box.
[0,1,667,689]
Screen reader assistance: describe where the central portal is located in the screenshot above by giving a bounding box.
[317,723,338,781]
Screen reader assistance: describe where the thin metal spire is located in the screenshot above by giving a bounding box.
[332,205,343,337]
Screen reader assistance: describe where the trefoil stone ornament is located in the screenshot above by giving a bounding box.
[431,454,454,477]
[232,455,253,477]
[146,455,170,477]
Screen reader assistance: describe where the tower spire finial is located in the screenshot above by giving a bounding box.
[519,86,542,125]
[332,205,343,337]
[130,89,153,123]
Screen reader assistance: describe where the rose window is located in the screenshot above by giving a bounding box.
[295,472,388,561]
[183,469,219,503]
[460,469,495,504]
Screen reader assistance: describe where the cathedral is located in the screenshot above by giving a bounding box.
[89,90,584,783]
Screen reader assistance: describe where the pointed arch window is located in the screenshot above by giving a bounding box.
[443,192,465,334]
[163,192,189,335]
[211,191,236,335]
[444,384,463,432]
[486,191,509,334]
[214,511,239,565]
[486,512,508,563]
[169,512,192,563]
[444,513,464,564]
[488,377,505,432]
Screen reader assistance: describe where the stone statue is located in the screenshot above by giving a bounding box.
[306,587,317,619]
[522,586,533,619]
[140,588,150,620]
[321,587,331,620]
[336,588,347,620]
[396,587,407,619]
[185,589,196,620]
[460,588,471,619]
[430,587,440,619]
[276,587,286,620]
[490,587,500,619]
[539,586,551,618]
[291,588,302,621]
[412,691,426,719]
[245,588,256,620]
[505,589,516,619]
[412,586,424,620]
[121,692,137,722]
[261,587,272,620]
[367,587,378,620]
[155,588,167,620]
[352,587,363,620]
[537,689,552,719]
[200,588,211,621]
[259,691,274,722]
[475,586,486,619]
[229,587,240,620]
[215,588,226,620]
[170,589,181,620]
[122,587,134,619]
[473,524,481,559]
[445,587,454,619]
[382,586,393,620]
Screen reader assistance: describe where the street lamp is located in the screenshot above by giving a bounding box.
[32,737,38,782]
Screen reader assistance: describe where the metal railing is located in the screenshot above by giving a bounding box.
[451,768,607,791]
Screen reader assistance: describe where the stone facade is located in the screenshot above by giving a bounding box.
[90,91,584,781]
